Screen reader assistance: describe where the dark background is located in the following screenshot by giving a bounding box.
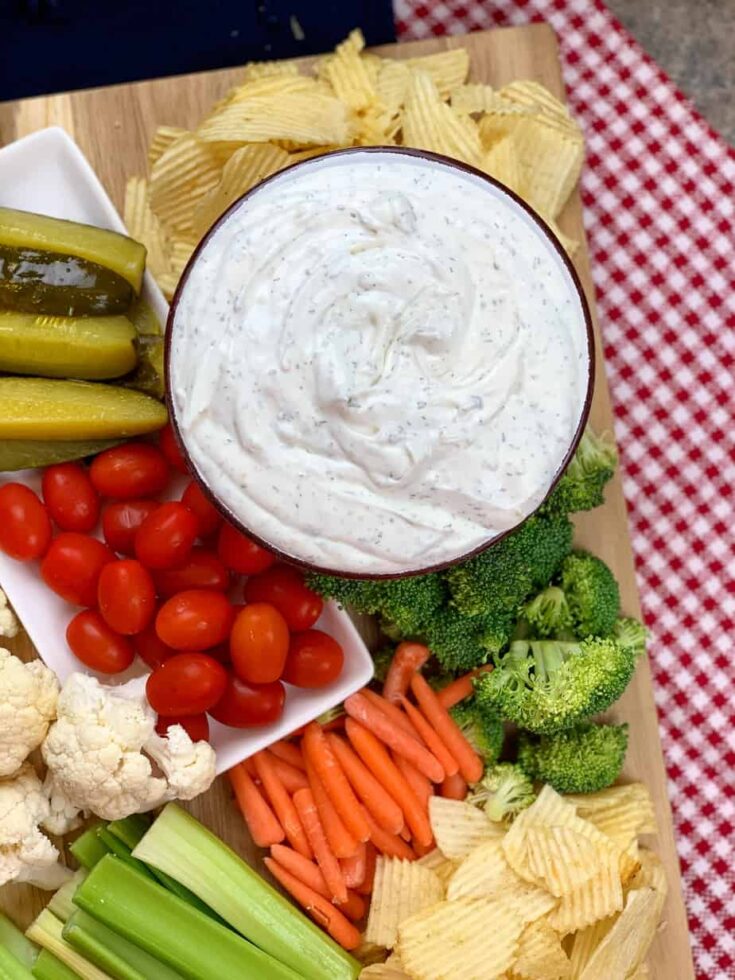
[0,0,395,101]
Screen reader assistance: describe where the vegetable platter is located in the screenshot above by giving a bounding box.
[0,22,694,980]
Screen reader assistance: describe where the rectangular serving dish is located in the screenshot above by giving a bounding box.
[0,126,374,773]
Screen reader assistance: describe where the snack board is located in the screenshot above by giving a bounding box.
[0,23,694,978]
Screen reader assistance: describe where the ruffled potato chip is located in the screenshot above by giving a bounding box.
[197,93,352,148]
[365,857,443,949]
[123,176,171,282]
[402,71,482,167]
[416,848,457,890]
[149,133,222,239]
[148,126,188,169]
[512,919,571,980]
[429,797,502,861]
[525,827,602,897]
[577,887,660,980]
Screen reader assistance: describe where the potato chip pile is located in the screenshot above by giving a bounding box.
[124,29,584,301]
[359,783,666,980]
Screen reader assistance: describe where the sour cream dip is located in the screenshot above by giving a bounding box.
[168,149,592,576]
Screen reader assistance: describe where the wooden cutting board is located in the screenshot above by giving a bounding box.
[0,23,694,979]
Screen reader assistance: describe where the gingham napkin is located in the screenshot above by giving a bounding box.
[394,1,735,976]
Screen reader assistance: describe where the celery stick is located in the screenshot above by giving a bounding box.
[25,913,110,980]
[0,944,34,980]
[0,913,38,969]
[133,804,360,980]
[94,831,154,882]
[32,950,81,980]
[48,871,87,924]
[70,828,110,871]
[63,912,183,980]
[106,819,218,921]
[74,856,301,980]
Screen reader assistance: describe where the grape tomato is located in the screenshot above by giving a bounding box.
[66,609,135,674]
[41,463,99,533]
[41,532,114,606]
[209,675,285,728]
[217,523,275,575]
[155,713,210,742]
[134,501,198,570]
[102,499,160,555]
[97,559,156,635]
[90,443,169,498]
[282,629,344,688]
[243,564,323,630]
[155,589,234,650]
[0,483,52,560]
[146,652,228,715]
[229,603,290,685]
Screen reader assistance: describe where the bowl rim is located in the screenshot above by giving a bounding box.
[165,145,596,580]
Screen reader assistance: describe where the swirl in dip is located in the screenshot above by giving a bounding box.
[169,149,591,576]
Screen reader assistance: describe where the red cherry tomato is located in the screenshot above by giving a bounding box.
[217,523,275,575]
[282,629,344,688]
[90,443,169,498]
[146,652,228,715]
[155,589,234,650]
[244,564,323,631]
[66,609,135,673]
[155,713,210,742]
[97,559,156,635]
[135,502,198,570]
[41,533,114,606]
[0,483,52,561]
[102,499,160,556]
[158,423,189,475]
[134,622,176,670]
[153,548,230,598]
[181,481,221,537]
[41,463,99,533]
[209,675,285,728]
[229,603,290,684]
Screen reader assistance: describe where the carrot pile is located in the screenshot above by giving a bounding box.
[228,643,484,951]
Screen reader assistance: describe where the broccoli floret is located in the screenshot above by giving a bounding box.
[370,645,395,684]
[560,551,620,637]
[475,637,637,734]
[524,585,572,637]
[614,617,648,659]
[306,572,445,640]
[543,428,618,516]
[517,721,629,793]
[467,763,535,822]
[446,512,574,618]
[423,604,512,673]
[451,697,505,765]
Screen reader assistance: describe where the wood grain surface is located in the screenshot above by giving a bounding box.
[0,23,694,978]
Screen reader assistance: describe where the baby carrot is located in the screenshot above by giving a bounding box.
[393,753,433,814]
[399,695,459,777]
[264,857,361,950]
[269,844,366,921]
[346,718,434,848]
[304,755,359,859]
[410,673,484,784]
[328,732,404,835]
[435,665,493,710]
[344,692,445,783]
[354,842,377,895]
[340,842,366,889]
[363,810,416,861]
[228,764,284,847]
[382,642,430,703]
[264,750,309,793]
[293,787,348,905]
[269,739,307,770]
[441,771,469,800]
[254,751,312,859]
[361,688,419,738]
[302,722,371,843]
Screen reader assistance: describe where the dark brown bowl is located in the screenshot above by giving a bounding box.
[165,146,595,580]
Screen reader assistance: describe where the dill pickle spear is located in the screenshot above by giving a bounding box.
[121,335,165,399]
[0,311,137,379]
[0,208,146,293]
[0,438,121,472]
[0,246,133,316]
[0,377,167,440]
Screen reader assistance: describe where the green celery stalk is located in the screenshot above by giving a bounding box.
[74,856,301,980]
[63,912,182,980]
[0,944,34,980]
[132,804,360,980]
[48,871,88,924]
[106,819,218,921]
[32,950,81,980]
[25,912,110,980]
[0,912,38,969]
[70,828,110,871]
[94,831,154,882]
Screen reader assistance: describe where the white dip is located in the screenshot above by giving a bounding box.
[170,150,590,575]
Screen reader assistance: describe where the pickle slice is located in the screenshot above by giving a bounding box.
[0,311,137,379]
[0,208,146,294]
[120,298,165,399]
[0,438,121,472]
[127,296,163,336]
[0,246,133,316]
[0,377,167,440]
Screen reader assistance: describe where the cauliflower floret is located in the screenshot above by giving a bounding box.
[41,775,85,836]
[0,763,72,890]
[42,674,216,821]
[0,590,19,638]
[0,648,59,777]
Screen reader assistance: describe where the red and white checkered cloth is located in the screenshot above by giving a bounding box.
[395,1,735,976]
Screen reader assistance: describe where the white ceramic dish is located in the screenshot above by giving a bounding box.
[0,126,374,772]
